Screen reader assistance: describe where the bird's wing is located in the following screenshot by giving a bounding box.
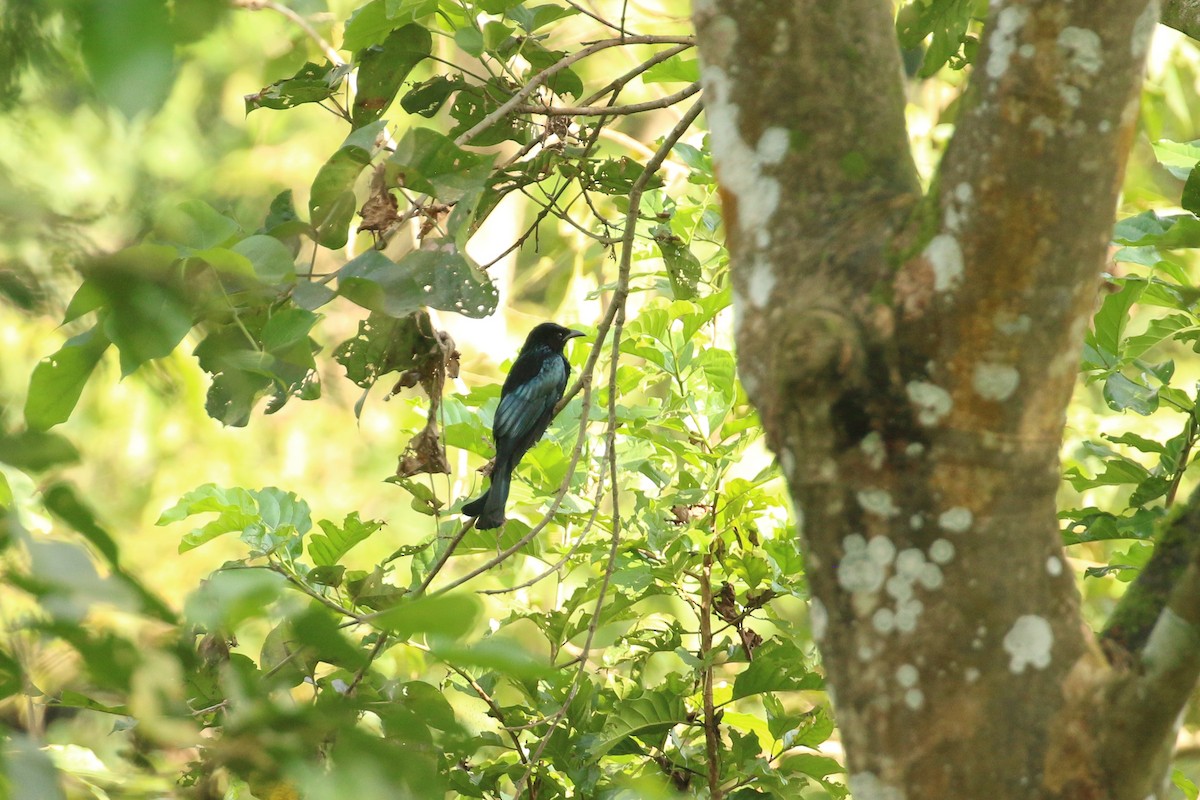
[493,352,568,443]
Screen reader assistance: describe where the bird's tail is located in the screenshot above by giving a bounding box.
[461,458,512,530]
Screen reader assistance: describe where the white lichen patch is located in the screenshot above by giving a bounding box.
[779,448,795,480]
[873,607,896,634]
[924,234,964,292]
[918,563,944,590]
[995,313,1031,335]
[904,688,925,710]
[973,363,1020,402]
[858,489,900,518]
[771,17,790,55]
[748,258,777,307]
[929,538,955,564]
[1058,84,1082,109]
[964,667,981,683]
[886,574,913,602]
[860,431,886,469]
[1046,555,1063,576]
[700,65,789,311]
[867,536,897,565]
[938,506,973,533]
[986,5,1030,80]
[896,664,919,688]
[907,380,953,426]
[895,598,923,632]
[839,547,886,594]
[1057,26,1103,75]
[895,548,926,580]
[909,513,925,530]
[810,596,828,641]
[1003,615,1054,673]
[1030,115,1056,137]
[849,771,906,800]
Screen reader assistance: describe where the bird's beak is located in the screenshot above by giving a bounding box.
[566,330,586,340]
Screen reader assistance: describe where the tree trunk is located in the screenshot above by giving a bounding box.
[693,1,1188,796]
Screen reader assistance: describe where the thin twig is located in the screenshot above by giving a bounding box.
[515,82,700,117]
[446,662,529,765]
[452,35,694,148]
[700,549,722,800]
[560,99,704,407]
[480,465,609,595]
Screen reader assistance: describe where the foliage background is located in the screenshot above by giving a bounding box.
[4,0,1200,797]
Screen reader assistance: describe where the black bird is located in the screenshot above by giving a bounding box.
[462,322,585,529]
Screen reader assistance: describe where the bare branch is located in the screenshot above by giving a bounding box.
[514,82,700,116]
[453,35,694,148]
[1163,0,1200,40]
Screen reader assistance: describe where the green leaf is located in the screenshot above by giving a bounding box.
[25,327,110,431]
[642,54,699,84]
[261,308,319,352]
[652,227,701,300]
[184,568,286,630]
[1112,211,1200,249]
[1103,372,1159,415]
[156,200,241,251]
[454,26,484,57]
[1065,459,1151,491]
[386,127,494,202]
[369,592,481,641]
[449,81,528,146]
[1173,768,1199,800]
[77,0,175,118]
[333,311,432,390]
[1087,279,1146,366]
[232,235,296,284]
[343,0,387,50]
[77,245,194,376]
[895,0,974,76]
[428,637,551,678]
[245,61,351,113]
[336,248,498,319]
[0,430,80,472]
[352,23,432,128]
[386,0,440,21]
[1060,507,1159,545]
[3,735,67,800]
[733,640,823,699]
[401,74,463,117]
[1182,164,1200,216]
[309,513,384,566]
[588,691,688,758]
[509,3,578,32]
[310,121,386,248]
[42,483,118,565]
[1151,139,1200,179]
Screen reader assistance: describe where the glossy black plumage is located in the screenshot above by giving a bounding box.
[462,322,584,529]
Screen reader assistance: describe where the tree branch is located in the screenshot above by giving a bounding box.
[453,35,694,148]
[1163,0,1200,40]
[1102,486,1200,657]
[514,82,700,116]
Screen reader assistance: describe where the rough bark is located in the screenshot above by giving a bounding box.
[694,1,1176,797]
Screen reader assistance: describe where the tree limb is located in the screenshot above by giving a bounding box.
[1102,486,1200,657]
[1163,0,1200,40]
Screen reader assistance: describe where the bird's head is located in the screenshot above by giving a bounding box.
[524,322,585,353]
